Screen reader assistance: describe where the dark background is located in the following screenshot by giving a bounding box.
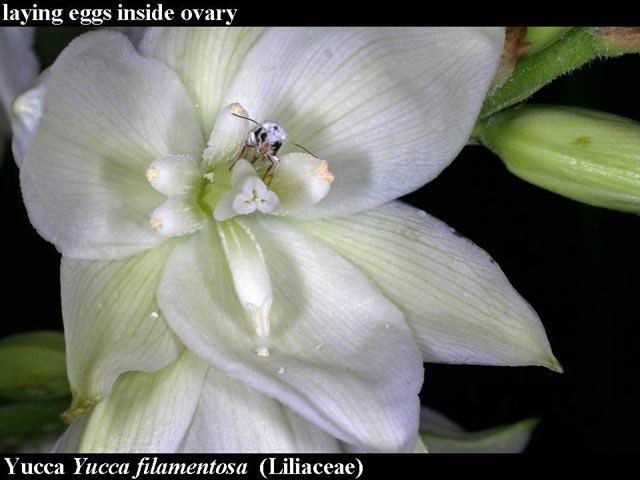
[1,29,639,452]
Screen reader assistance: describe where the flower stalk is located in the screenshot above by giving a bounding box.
[480,27,640,119]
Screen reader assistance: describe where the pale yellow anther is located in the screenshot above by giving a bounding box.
[149,218,164,230]
[203,102,249,169]
[315,160,335,184]
[146,168,160,182]
[229,102,245,116]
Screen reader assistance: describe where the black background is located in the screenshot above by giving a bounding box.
[1,27,639,453]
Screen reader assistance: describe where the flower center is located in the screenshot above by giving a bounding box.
[144,103,334,238]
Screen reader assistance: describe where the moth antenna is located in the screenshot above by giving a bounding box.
[292,143,319,159]
[231,112,263,128]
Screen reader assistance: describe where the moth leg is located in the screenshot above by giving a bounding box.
[262,154,280,186]
[229,145,251,170]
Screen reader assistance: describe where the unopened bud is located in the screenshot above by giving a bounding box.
[478,105,640,213]
[0,331,68,401]
[525,27,572,55]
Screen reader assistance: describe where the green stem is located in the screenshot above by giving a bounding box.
[480,27,640,120]
[481,28,600,119]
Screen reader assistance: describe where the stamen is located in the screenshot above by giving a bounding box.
[202,102,250,169]
[148,197,207,237]
[267,153,334,215]
[248,302,272,338]
[217,221,274,340]
[145,168,159,182]
[315,160,335,184]
[150,218,164,230]
[146,155,200,196]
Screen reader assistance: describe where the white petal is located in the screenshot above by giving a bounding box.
[158,223,423,452]
[146,154,201,196]
[74,351,208,452]
[270,153,333,215]
[61,243,183,411]
[217,220,273,338]
[178,366,341,452]
[149,196,207,238]
[419,407,537,453]
[0,27,38,125]
[225,28,504,218]
[12,30,142,167]
[51,412,90,453]
[20,31,204,260]
[140,28,264,136]
[0,27,38,167]
[107,27,147,47]
[11,74,47,167]
[300,202,561,370]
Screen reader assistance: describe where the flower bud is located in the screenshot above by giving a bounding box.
[0,400,68,451]
[525,27,572,55]
[0,331,68,401]
[478,105,640,213]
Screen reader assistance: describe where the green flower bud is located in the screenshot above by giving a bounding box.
[478,105,640,213]
[0,400,68,452]
[0,331,68,401]
[525,27,572,55]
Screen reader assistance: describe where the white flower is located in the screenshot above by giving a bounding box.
[15,28,559,452]
[0,27,38,165]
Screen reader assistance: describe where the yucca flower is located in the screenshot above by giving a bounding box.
[13,27,559,452]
